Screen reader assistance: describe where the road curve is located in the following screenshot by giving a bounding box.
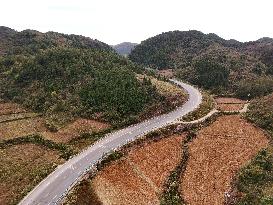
[19,79,202,205]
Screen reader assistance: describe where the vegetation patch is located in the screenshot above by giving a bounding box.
[235,77,273,99]
[233,148,273,205]
[0,46,173,127]
[160,132,196,205]
[136,74,188,121]
[129,30,273,97]
[245,93,273,135]
[230,93,273,205]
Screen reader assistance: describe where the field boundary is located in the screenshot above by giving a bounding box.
[0,112,40,124]
[0,134,75,159]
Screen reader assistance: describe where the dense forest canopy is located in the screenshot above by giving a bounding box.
[129,30,273,97]
[0,27,171,128]
[0,26,112,56]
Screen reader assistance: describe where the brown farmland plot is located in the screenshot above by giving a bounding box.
[181,115,269,205]
[0,144,65,205]
[89,135,185,205]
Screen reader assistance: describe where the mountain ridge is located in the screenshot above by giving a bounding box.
[129,30,273,97]
[112,42,138,56]
[0,26,113,56]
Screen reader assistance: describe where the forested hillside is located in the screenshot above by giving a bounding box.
[246,93,273,134]
[0,27,183,129]
[129,30,273,97]
[0,26,112,56]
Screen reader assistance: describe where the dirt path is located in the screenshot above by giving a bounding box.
[180,115,269,205]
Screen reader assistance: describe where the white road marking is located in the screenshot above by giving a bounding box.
[19,79,202,205]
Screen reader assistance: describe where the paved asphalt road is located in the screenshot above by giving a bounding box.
[19,79,202,205]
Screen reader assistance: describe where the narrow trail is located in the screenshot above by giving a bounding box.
[180,110,269,205]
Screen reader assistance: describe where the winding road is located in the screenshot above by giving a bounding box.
[19,79,202,205]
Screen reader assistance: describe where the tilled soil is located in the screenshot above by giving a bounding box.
[128,135,185,189]
[181,115,269,205]
[215,98,246,104]
[91,135,185,205]
[93,159,160,205]
[216,103,244,112]
[215,98,246,112]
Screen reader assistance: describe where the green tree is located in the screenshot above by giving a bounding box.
[193,58,229,89]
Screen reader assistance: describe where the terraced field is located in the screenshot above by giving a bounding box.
[41,119,110,143]
[65,98,271,205]
[0,144,65,204]
[64,134,186,205]
[0,103,27,115]
[91,135,185,205]
[0,103,110,143]
[0,102,111,204]
[181,115,269,205]
[215,97,246,112]
[0,77,188,204]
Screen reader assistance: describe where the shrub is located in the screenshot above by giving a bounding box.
[235,77,273,99]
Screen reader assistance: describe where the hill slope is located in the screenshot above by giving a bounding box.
[129,30,273,97]
[112,42,138,56]
[231,94,273,204]
[246,93,273,134]
[0,28,187,129]
[0,26,112,56]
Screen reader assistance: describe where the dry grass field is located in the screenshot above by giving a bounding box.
[0,103,27,115]
[0,102,111,205]
[41,119,110,143]
[181,115,269,205]
[0,117,47,140]
[0,144,65,205]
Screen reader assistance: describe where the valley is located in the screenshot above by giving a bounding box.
[0,25,272,205]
